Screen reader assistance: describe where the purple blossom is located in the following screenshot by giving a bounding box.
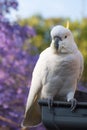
[10,1,18,9]
[0,1,40,129]
[0,0,18,17]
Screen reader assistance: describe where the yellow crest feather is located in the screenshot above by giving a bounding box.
[66,20,69,29]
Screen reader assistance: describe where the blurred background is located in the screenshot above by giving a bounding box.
[0,0,87,130]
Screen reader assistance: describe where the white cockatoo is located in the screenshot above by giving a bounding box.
[22,25,84,128]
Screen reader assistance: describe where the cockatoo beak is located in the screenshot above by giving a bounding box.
[54,36,62,49]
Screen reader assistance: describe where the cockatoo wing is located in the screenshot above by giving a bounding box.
[22,95,41,127]
[78,50,84,81]
[22,56,43,127]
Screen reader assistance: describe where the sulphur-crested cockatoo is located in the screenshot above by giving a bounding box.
[22,25,84,128]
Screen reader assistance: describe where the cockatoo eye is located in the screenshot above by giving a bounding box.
[65,35,67,38]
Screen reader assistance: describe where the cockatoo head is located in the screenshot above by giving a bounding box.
[50,25,77,54]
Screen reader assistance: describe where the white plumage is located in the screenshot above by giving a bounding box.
[22,25,84,128]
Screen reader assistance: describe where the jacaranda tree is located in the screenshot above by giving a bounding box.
[0,1,40,130]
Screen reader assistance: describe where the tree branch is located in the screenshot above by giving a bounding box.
[0,115,20,127]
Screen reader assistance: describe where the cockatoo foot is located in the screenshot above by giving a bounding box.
[70,98,77,111]
[47,98,53,109]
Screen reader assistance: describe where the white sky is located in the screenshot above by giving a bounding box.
[8,0,87,21]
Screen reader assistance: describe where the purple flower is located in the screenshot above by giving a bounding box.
[0,1,40,129]
[11,1,18,9]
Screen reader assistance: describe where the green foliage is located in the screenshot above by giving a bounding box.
[19,16,87,82]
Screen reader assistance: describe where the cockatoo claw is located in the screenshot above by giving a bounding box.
[70,98,77,111]
[48,98,53,109]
